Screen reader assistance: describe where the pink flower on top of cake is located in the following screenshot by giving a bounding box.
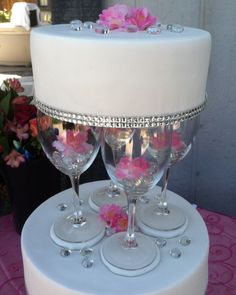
[127,7,157,30]
[53,129,93,156]
[98,4,130,30]
[115,156,150,180]
[98,4,157,31]
[99,204,128,232]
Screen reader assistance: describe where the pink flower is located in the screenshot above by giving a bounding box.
[115,156,150,180]
[115,211,128,232]
[7,78,24,93]
[98,4,130,30]
[98,4,157,31]
[99,204,128,232]
[29,118,38,137]
[151,133,169,149]
[16,124,29,140]
[53,129,93,156]
[127,7,157,30]
[4,150,25,168]
[172,131,186,151]
[9,121,29,140]
[12,96,28,105]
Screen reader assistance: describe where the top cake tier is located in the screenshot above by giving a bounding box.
[31,24,211,119]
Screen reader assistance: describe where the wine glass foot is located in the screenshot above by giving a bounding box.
[100,232,160,276]
[89,186,127,212]
[137,203,188,239]
[50,212,105,250]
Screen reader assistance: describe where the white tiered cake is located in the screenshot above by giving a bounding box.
[31,24,211,118]
[23,5,211,295]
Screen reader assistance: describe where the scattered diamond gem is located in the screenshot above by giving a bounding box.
[83,21,94,29]
[170,247,182,258]
[80,247,93,257]
[146,25,161,35]
[60,248,72,257]
[70,20,83,31]
[81,257,94,268]
[170,24,184,33]
[179,236,191,246]
[95,25,109,34]
[155,237,167,248]
[57,203,68,211]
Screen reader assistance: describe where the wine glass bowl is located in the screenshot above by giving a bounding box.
[37,110,105,249]
[88,128,134,212]
[137,116,200,238]
[100,126,172,276]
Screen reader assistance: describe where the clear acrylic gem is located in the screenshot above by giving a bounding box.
[83,21,94,29]
[81,257,94,268]
[170,247,182,258]
[146,25,161,35]
[179,236,191,246]
[170,24,184,33]
[70,20,83,31]
[57,203,68,211]
[60,248,72,257]
[155,237,167,248]
[80,247,93,257]
[94,24,109,34]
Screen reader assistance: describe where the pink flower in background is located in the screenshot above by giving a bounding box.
[98,4,157,31]
[127,7,157,30]
[98,4,130,30]
[7,78,24,93]
[12,96,28,105]
[99,204,128,232]
[4,150,25,168]
[53,129,92,156]
[172,131,186,151]
[115,156,150,180]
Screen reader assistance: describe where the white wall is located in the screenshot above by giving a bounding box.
[102,0,236,216]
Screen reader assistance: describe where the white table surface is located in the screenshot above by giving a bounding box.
[21,180,209,295]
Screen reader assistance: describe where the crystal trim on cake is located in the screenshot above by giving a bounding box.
[34,99,206,127]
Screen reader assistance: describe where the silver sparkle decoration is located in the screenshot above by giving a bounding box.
[70,20,83,31]
[57,203,68,211]
[146,25,161,35]
[94,24,109,34]
[34,99,206,128]
[170,247,182,258]
[179,236,191,246]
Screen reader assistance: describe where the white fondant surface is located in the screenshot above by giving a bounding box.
[30,25,211,117]
[21,180,209,295]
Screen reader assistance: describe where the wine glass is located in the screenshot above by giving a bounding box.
[100,126,171,276]
[89,128,134,212]
[37,110,105,249]
[137,116,199,238]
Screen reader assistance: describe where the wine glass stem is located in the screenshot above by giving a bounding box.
[124,196,138,248]
[157,167,171,214]
[70,174,86,225]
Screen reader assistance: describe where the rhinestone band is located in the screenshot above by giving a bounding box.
[34,99,206,128]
